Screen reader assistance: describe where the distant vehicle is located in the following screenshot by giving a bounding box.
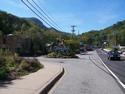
[120,51,125,60]
[86,45,93,51]
[108,50,121,60]
[80,47,87,55]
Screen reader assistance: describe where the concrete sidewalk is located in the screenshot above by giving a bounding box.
[0,60,64,94]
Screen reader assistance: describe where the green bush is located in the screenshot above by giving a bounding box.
[0,67,7,80]
[29,59,43,72]
[65,39,79,52]
[19,60,30,70]
[17,59,43,76]
[47,52,57,58]
[0,50,43,80]
[47,52,63,58]
[47,51,78,58]
[5,56,16,72]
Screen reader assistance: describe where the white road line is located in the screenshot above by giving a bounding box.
[96,51,125,89]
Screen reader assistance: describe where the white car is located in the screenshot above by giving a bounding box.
[120,51,125,60]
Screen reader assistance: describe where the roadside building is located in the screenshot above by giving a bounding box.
[0,34,23,52]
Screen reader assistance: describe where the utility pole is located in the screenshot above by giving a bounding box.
[71,25,76,38]
[113,31,117,47]
[78,30,80,36]
[78,30,81,40]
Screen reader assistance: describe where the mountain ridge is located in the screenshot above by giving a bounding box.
[24,17,47,29]
[81,19,125,46]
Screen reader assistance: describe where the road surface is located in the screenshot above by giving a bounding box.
[38,51,124,94]
[97,49,125,84]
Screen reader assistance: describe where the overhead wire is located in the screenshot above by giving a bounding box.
[26,0,55,27]
[21,0,54,28]
[21,0,63,31]
[31,0,63,31]
[27,0,59,29]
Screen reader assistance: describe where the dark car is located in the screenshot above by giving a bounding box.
[79,47,87,55]
[86,45,93,51]
[108,50,121,60]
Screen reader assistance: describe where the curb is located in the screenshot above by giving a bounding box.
[35,66,65,94]
[96,50,125,90]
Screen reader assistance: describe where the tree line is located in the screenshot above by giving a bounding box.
[81,20,125,47]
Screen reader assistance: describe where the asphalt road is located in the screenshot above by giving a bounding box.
[97,49,125,85]
[38,51,124,94]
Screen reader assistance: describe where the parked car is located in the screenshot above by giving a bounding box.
[86,45,93,51]
[108,50,121,60]
[119,51,125,60]
[79,47,87,55]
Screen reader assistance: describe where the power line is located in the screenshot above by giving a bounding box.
[21,0,63,31]
[31,0,63,31]
[26,0,57,28]
[27,0,59,29]
[21,0,53,27]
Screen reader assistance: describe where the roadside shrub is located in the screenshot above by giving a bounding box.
[0,50,43,80]
[19,60,30,70]
[0,67,7,80]
[47,52,63,58]
[65,39,79,52]
[47,51,78,58]
[17,59,43,76]
[29,59,43,72]
[47,52,57,58]
[5,56,17,72]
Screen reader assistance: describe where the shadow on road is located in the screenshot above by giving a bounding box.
[89,56,111,75]
[0,77,24,88]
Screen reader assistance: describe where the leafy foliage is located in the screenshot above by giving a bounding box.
[47,38,79,58]
[81,20,125,47]
[0,11,71,56]
[0,50,43,80]
[47,51,78,58]
[65,39,80,52]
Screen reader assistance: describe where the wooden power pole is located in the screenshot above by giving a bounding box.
[71,25,76,38]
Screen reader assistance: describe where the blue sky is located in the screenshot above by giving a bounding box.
[0,0,125,33]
